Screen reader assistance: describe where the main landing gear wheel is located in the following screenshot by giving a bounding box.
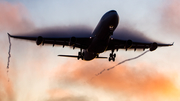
[109,53,116,62]
[77,51,84,60]
[109,49,116,62]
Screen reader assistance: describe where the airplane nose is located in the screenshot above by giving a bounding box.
[107,10,117,16]
[109,10,117,13]
[101,10,119,22]
[110,10,118,19]
[109,10,119,28]
[109,10,118,18]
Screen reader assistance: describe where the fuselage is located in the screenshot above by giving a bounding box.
[83,10,119,61]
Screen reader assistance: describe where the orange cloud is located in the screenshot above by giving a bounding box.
[0,62,15,101]
[54,60,180,100]
[0,1,34,33]
[47,88,73,100]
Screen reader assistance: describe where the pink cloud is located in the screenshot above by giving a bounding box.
[0,1,34,33]
[161,0,180,33]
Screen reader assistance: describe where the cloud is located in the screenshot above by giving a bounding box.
[47,89,71,99]
[160,0,180,33]
[0,1,34,33]
[46,96,89,101]
[114,25,154,43]
[10,24,155,46]
[0,1,35,101]
[54,60,180,100]
[1,0,155,44]
[0,62,15,101]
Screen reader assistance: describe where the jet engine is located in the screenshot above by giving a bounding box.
[69,36,76,45]
[125,40,133,49]
[36,36,43,45]
[150,42,157,51]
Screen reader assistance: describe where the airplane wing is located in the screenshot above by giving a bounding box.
[8,33,93,49]
[107,38,173,51]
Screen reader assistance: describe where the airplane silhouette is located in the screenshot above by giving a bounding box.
[8,10,173,61]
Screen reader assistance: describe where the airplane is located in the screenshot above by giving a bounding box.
[8,10,173,61]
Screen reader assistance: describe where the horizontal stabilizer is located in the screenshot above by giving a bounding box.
[58,55,78,58]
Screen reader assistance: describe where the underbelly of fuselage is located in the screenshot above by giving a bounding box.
[83,50,97,61]
[82,36,110,61]
[87,37,109,53]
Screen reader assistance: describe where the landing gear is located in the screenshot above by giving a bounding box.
[77,49,84,60]
[109,50,116,62]
[109,31,113,35]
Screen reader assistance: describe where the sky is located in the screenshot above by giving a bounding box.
[0,0,180,101]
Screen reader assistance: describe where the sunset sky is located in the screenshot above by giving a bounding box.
[0,0,180,101]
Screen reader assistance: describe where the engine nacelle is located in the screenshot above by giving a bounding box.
[125,40,133,49]
[36,36,43,45]
[69,36,76,45]
[150,42,157,51]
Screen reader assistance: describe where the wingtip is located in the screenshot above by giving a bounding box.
[171,42,174,46]
[7,33,11,37]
